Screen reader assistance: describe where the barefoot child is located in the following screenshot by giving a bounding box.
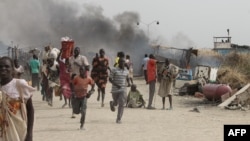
[71,66,95,129]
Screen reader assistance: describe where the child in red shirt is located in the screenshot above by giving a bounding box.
[72,66,95,130]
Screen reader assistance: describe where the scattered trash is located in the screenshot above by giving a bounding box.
[189,107,200,113]
[218,83,250,110]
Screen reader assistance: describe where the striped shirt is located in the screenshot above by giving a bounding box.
[110,67,129,93]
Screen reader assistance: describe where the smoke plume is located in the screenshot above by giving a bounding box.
[0,0,151,75]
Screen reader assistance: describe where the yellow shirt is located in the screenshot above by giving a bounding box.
[114,57,119,67]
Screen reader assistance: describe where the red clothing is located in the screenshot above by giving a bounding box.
[90,56,109,89]
[59,61,70,85]
[59,60,71,98]
[147,59,157,82]
[73,76,94,98]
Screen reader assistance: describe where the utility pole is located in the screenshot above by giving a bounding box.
[137,20,159,39]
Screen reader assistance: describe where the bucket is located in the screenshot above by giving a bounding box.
[61,41,74,59]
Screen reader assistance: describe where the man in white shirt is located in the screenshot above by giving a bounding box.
[69,47,89,118]
[69,47,89,77]
[141,54,149,84]
[14,59,24,79]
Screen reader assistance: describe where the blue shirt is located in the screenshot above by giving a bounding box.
[29,59,40,74]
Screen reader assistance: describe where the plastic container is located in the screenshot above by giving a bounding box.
[48,48,60,59]
[61,41,74,59]
[202,84,232,101]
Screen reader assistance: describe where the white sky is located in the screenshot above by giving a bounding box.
[67,0,250,48]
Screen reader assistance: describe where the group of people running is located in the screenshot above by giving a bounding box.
[37,46,137,127]
[0,45,179,140]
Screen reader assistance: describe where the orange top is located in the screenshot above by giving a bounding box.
[147,59,157,82]
[73,76,94,98]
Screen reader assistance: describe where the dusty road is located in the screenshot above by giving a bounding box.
[32,77,250,141]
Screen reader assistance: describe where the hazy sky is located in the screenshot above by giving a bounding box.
[1,0,247,72]
[1,0,250,50]
[67,0,250,48]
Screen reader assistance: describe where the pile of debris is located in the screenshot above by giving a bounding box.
[177,52,250,111]
[218,83,250,110]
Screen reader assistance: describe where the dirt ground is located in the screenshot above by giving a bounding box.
[32,77,250,141]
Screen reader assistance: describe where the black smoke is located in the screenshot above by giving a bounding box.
[0,0,151,75]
